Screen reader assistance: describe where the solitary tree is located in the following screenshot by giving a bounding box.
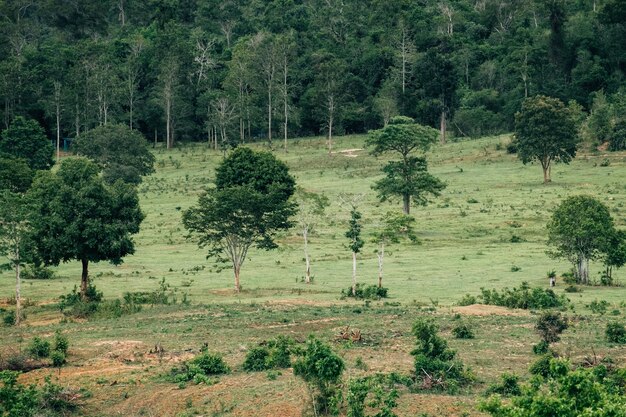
[515,95,578,183]
[294,189,330,284]
[0,116,54,171]
[547,195,615,285]
[366,116,445,214]
[182,148,296,292]
[345,208,364,297]
[72,124,156,184]
[0,191,30,325]
[28,158,144,298]
[373,212,417,289]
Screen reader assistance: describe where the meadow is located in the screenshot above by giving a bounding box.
[1,134,626,416]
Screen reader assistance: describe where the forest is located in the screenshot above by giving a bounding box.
[1,0,626,147]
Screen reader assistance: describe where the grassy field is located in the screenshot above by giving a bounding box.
[2,134,626,416]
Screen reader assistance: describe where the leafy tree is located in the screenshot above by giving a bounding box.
[372,211,417,289]
[182,147,296,292]
[0,117,54,171]
[72,124,156,184]
[294,188,330,284]
[514,95,578,183]
[345,208,364,297]
[27,158,144,299]
[0,158,34,193]
[366,116,445,214]
[602,230,626,283]
[547,195,616,284]
[534,311,568,353]
[0,191,31,325]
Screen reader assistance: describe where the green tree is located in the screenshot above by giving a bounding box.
[72,124,156,184]
[345,208,365,297]
[0,117,54,171]
[372,212,417,289]
[0,191,31,325]
[547,195,616,285]
[28,158,144,299]
[514,95,577,183]
[0,158,34,193]
[366,116,445,214]
[602,230,626,284]
[182,147,296,292]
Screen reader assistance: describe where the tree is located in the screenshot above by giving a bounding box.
[72,124,155,185]
[366,116,445,214]
[0,191,30,325]
[373,212,417,289]
[0,116,54,171]
[514,95,577,183]
[294,189,330,284]
[182,147,296,292]
[602,230,626,284]
[345,208,364,297]
[28,158,144,299]
[547,195,616,285]
[0,157,33,193]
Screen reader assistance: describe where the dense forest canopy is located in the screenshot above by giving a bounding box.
[1,0,625,145]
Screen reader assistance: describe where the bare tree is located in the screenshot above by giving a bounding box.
[277,32,296,152]
[395,22,416,95]
[126,36,144,129]
[194,36,217,86]
[53,81,62,162]
[160,57,179,149]
[295,189,329,284]
[211,97,235,150]
[251,33,279,147]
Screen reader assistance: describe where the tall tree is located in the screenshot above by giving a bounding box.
[182,148,297,292]
[0,116,54,171]
[514,95,577,183]
[28,158,144,298]
[372,211,417,289]
[345,207,364,297]
[366,116,445,214]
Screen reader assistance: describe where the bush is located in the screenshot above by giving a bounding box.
[342,283,388,300]
[3,311,15,326]
[242,336,294,372]
[589,299,609,315]
[457,294,477,306]
[346,374,399,417]
[532,340,550,355]
[477,282,568,309]
[564,285,582,293]
[172,352,230,383]
[485,373,521,397]
[28,337,51,359]
[606,322,626,344]
[21,265,55,280]
[452,323,475,339]
[535,312,568,345]
[0,370,39,416]
[242,347,270,372]
[50,351,66,367]
[53,331,69,355]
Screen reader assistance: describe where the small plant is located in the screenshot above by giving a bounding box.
[346,374,399,417]
[510,235,523,243]
[342,283,388,300]
[485,373,521,397]
[605,322,626,343]
[171,352,230,383]
[477,282,568,310]
[28,337,51,359]
[589,299,609,315]
[21,264,55,280]
[242,347,270,372]
[564,285,581,293]
[452,323,475,339]
[242,336,294,372]
[510,265,521,272]
[53,331,69,355]
[3,311,16,326]
[457,294,477,306]
[535,311,568,349]
[50,351,66,367]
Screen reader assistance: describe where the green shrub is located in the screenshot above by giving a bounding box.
[606,322,626,344]
[172,352,230,383]
[53,331,69,355]
[564,285,581,293]
[485,373,521,397]
[3,311,15,326]
[21,265,55,280]
[242,336,294,372]
[0,370,39,416]
[477,282,568,309]
[589,299,609,315]
[346,374,399,417]
[28,337,51,359]
[50,351,66,367]
[452,323,475,339]
[242,347,270,372]
[535,312,568,345]
[342,283,389,300]
[457,294,477,306]
[532,340,550,355]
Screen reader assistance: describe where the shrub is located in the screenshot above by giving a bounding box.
[21,265,55,280]
[452,323,475,339]
[346,374,399,417]
[589,299,609,315]
[294,336,344,415]
[457,294,477,306]
[242,347,270,372]
[3,311,15,326]
[172,352,230,383]
[477,282,568,309]
[50,351,66,367]
[53,331,69,355]
[28,337,51,359]
[564,285,582,293]
[532,340,550,355]
[242,336,294,372]
[0,370,38,416]
[535,312,568,345]
[342,283,388,300]
[606,322,626,344]
[485,373,521,397]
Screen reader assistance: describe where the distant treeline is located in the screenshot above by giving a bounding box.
[1,0,625,145]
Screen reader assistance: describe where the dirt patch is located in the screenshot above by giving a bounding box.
[452,304,530,316]
[250,317,338,329]
[333,148,363,157]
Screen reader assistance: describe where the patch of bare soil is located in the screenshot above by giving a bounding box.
[451,304,530,316]
[333,148,363,157]
[250,317,339,329]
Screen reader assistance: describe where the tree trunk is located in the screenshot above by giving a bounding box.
[303,226,311,284]
[80,258,89,299]
[377,242,384,288]
[577,255,589,285]
[403,194,410,215]
[233,262,241,292]
[267,87,272,147]
[542,159,551,183]
[15,249,21,326]
[56,102,61,163]
[440,110,447,144]
[328,111,334,155]
[351,251,357,296]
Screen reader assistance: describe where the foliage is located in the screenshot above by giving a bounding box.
[53,331,69,356]
[547,195,617,284]
[242,336,294,372]
[590,299,609,315]
[294,336,345,415]
[27,337,51,359]
[0,117,54,171]
[21,265,55,280]
[411,318,473,391]
[0,370,39,417]
[452,323,475,339]
[0,158,34,194]
[345,209,364,255]
[535,312,568,345]
[342,284,389,300]
[606,322,626,343]
[477,283,568,309]
[50,351,66,367]
[514,95,577,183]
[485,373,522,397]
[608,119,626,151]
[171,352,230,383]
[183,147,296,292]
[481,358,626,417]
[346,374,399,417]
[27,157,144,298]
[73,124,156,184]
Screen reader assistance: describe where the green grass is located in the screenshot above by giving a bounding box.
[2,134,626,416]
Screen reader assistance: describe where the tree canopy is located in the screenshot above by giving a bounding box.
[182,147,296,292]
[514,95,578,183]
[72,124,156,184]
[27,158,144,298]
[0,117,54,171]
